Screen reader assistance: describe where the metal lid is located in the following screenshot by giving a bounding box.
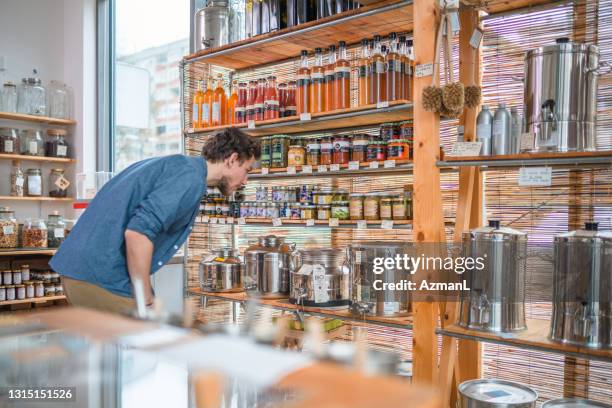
[459,379,538,405]
[465,220,528,241]
[542,398,612,408]
[299,248,345,269]
[525,38,599,59]
[555,222,612,242]
[258,235,284,247]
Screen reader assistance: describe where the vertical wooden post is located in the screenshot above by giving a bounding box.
[412,0,445,385]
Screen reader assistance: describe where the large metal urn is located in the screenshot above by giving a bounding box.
[244,235,298,298]
[199,247,244,292]
[194,0,230,51]
[459,220,528,332]
[549,222,612,349]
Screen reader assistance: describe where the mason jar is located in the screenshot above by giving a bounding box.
[47,211,66,248]
[20,129,44,156]
[0,128,19,154]
[26,169,43,197]
[49,168,68,198]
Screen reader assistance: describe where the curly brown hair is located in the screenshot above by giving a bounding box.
[201,127,261,163]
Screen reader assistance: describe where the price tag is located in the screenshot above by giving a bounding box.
[218,218,226,224]
[202,216,210,223]
[299,113,311,121]
[376,101,389,109]
[247,120,256,129]
[209,217,218,224]
[3,226,14,235]
[317,165,328,173]
[356,220,367,230]
[381,220,394,229]
[261,167,269,175]
[15,176,24,188]
[469,27,484,49]
[54,175,71,191]
[238,217,246,225]
[519,133,535,152]
[451,142,483,157]
[306,219,315,227]
[226,217,235,224]
[272,218,282,227]
[369,161,379,169]
[328,218,339,227]
[301,165,312,174]
[519,167,552,187]
[348,161,360,170]
[287,166,296,174]
[330,163,340,172]
[415,62,434,78]
[54,228,65,238]
[384,160,396,168]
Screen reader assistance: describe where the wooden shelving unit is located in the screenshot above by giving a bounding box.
[0,249,57,256]
[0,153,76,164]
[0,196,73,202]
[198,217,414,229]
[0,295,66,307]
[0,111,76,126]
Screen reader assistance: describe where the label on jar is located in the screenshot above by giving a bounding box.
[28,176,42,195]
[3,225,14,235]
[313,264,329,304]
[364,201,378,218]
[29,141,38,155]
[306,142,320,152]
[380,204,392,219]
[54,228,65,238]
[352,139,369,147]
[56,145,68,157]
[4,140,13,153]
[387,59,398,73]
[334,66,351,79]
[15,176,24,187]
[492,120,504,138]
[330,163,340,171]
[333,140,350,152]
[55,175,71,191]
[372,61,386,74]
[311,72,325,80]
[393,203,407,218]
[320,142,333,152]
[358,64,369,78]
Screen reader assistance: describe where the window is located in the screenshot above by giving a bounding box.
[100,0,189,172]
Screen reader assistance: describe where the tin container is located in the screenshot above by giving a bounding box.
[459,379,537,408]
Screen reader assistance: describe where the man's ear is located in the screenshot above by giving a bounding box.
[227,152,239,167]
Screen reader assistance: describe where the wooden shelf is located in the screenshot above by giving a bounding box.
[250,159,414,179]
[0,153,75,164]
[437,319,612,363]
[198,216,413,229]
[439,150,612,169]
[0,112,76,126]
[0,196,73,202]
[0,295,66,307]
[189,287,413,329]
[0,249,57,256]
[187,100,413,137]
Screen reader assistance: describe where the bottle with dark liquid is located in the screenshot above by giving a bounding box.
[371,35,387,104]
[227,80,238,125]
[333,40,351,110]
[398,36,408,100]
[296,50,311,115]
[264,76,279,120]
[367,38,376,105]
[255,78,266,121]
[358,38,370,107]
[405,39,415,101]
[386,33,401,102]
[236,82,247,124]
[285,81,297,117]
[310,47,325,113]
[324,45,336,112]
[246,80,257,122]
[212,74,227,126]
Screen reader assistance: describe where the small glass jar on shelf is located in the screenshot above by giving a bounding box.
[45,129,69,158]
[1,81,18,113]
[49,168,69,198]
[47,211,66,248]
[25,168,43,197]
[10,164,25,197]
[22,219,48,248]
[20,129,44,156]
[0,207,18,249]
[0,128,19,154]
[47,80,73,119]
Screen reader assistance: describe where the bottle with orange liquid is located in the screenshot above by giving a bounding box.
[203,78,213,127]
[398,36,408,100]
[310,47,325,113]
[211,75,227,126]
[264,76,279,120]
[333,41,351,110]
[296,50,311,115]
[192,79,205,128]
[227,80,238,125]
[255,78,266,121]
[358,39,370,107]
[386,33,402,102]
[324,45,336,112]
[371,35,387,104]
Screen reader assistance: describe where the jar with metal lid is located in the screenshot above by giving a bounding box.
[332,134,350,164]
[12,270,22,285]
[333,189,349,203]
[2,270,12,285]
[351,134,370,162]
[316,187,334,205]
[22,219,47,248]
[34,281,44,297]
[286,186,298,203]
[255,186,268,201]
[299,185,312,203]
[380,123,399,141]
[49,169,69,198]
[271,186,281,202]
[366,140,387,162]
[271,135,290,168]
[320,136,333,165]
[43,271,53,282]
[26,168,42,197]
[268,203,281,219]
[25,282,34,298]
[204,200,216,216]
[331,201,350,220]
[47,212,66,248]
[364,193,381,220]
[256,202,266,218]
[392,192,412,220]
[0,128,19,154]
[18,73,46,115]
[387,139,410,160]
[380,195,397,220]
[0,207,18,248]
[300,205,316,220]
[288,144,306,166]
[55,283,64,296]
[399,120,414,158]
[6,285,15,301]
[0,286,5,302]
[260,137,272,168]
[458,379,537,408]
[10,165,24,197]
[288,203,300,219]
[349,194,364,220]
[21,265,31,282]
[15,284,25,300]
[1,81,18,113]
[44,283,56,297]
[221,200,230,217]
[20,129,44,156]
[317,205,331,220]
[45,129,69,158]
[306,138,321,165]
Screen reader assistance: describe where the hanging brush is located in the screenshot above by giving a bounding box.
[422,10,446,113]
[441,13,464,114]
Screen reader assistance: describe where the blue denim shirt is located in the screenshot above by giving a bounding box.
[50,154,207,298]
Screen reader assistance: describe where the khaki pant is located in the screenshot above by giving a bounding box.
[63,276,136,315]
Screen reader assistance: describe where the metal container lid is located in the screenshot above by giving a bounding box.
[542,399,612,408]
[258,235,285,247]
[299,248,346,270]
[464,220,528,242]
[555,222,612,243]
[459,379,538,405]
[525,38,599,59]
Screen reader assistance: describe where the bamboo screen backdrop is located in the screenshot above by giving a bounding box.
[183,0,611,404]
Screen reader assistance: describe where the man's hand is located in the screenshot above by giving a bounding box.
[124,229,155,306]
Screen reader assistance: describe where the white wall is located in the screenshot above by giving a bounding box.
[0,0,97,222]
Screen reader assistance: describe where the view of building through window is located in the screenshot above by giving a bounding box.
[114,0,189,171]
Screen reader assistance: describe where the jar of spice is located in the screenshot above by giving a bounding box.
[306,138,321,165]
[351,134,370,162]
[34,281,45,297]
[299,185,312,203]
[256,203,266,218]
[331,201,350,220]
[288,144,306,166]
[20,129,44,156]
[49,168,69,197]
[300,204,316,220]
[55,283,65,296]
[0,128,19,154]
[366,141,387,162]
[0,207,18,248]
[0,286,5,302]
[320,136,333,165]
[333,189,349,203]
[392,193,411,220]
[45,129,69,158]
[271,135,290,168]
[44,283,56,297]
[387,139,410,160]
[380,195,396,220]
[2,270,12,285]
[316,187,334,205]
[22,219,47,248]
[21,265,30,282]
[379,123,399,141]
[364,193,381,220]
[332,134,350,164]
[317,205,331,220]
[12,270,22,285]
[47,211,66,248]
[260,137,272,168]
[16,284,25,300]
[256,186,268,202]
[349,194,364,220]
[25,282,34,298]
[6,285,15,301]
[399,120,414,158]
[10,165,25,197]
[26,168,42,197]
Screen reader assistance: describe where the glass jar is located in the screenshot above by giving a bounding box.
[289,203,301,219]
[26,169,43,197]
[0,286,5,302]
[21,265,30,282]
[25,282,34,298]
[317,205,331,220]
[44,283,56,297]
[364,193,381,220]
[392,193,410,220]
[331,201,350,220]
[47,80,73,119]
[333,189,349,203]
[33,281,44,297]
[320,136,333,165]
[256,186,268,202]
[221,200,230,217]
[316,187,334,205]
[1,81,18,113]
[380,195,396,220]
[260,137,272,168]
[286,186,298,203]
[387,139,411,160]
[0,128,19,154]
[255,202,266,218]
[349,194,364,220]
[20,129,44,156]
[366,141,387,162]
[6,285,15,301]
[399,120,414,158]
[332,135,350,164]
[55,283,65,296]
[204,200,215,216]
[12,270,22,285]
[47,212,66,248]
[22,219,48,248]
[2,270,12,285]
[266,203,279,219]
[300,205,316,220]
[271,135,290,168]
[271,186,281,202]
[287,144,306,166]
[0,207,18,249]
[45,129,69,158]
[49,168,68,198]
[379,123,399,141]
[17,75,46,116]
[306,138,321,165]
[16,284,26,300]
[299,185,313,203]
[351,134,370,162]
[10,165,24,197]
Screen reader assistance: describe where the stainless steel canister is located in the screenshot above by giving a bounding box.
[194,0,230,51]
[459,220,528,332]
[199,248,244,292]
[523,38,610,152]
[244,235,297,297]
[459,379,538,408]
[550,222,612,349]
[542,399,612,408]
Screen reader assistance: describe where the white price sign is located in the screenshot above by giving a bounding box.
[381,220,394,229]
[261,167,269,175]
[317,165,328,173]
[226,217,235,224]
[299,113,311,121]
[328,218,340,227]
[247,120,256,129]
[415,62,434,78]
[348,161,360,170]
[384,160,396,168]
[519,167,552,187]
[306,219,315,227]
[209,217,218,224]
[451,142,483,157]
[238,217,247,225]
[218,218,226,224]
[272,218,282,227]
[369,161,379,169]
[286,166,296,175]
[301,165,312,174]
[330,163,340,172]
[376,101,389,109]
[470,28,484,49]
[202,216,210,223]
[356,220,367,230]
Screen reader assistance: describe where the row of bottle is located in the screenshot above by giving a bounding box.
[476,104,524,155]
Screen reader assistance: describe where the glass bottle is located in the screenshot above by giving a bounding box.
[20,129,44,157]
[264,76,279,120]
[398,36,408,100]
[310,47,325,113]
[45,129,69,158]
[47,211,66,248]
[0,128,19,154]
[358,38,371,107]
[371,37,387,104]
[1,82,18,113]
[405,39,415,101]
[236,82,247,124]
[386,33,402,102]
[192,79,205,128]
[285,81,297,117]
[333,40,351,110]
[49,168,68,198]
[324,45,336,112]
[203,78,213,127]
[296,50,311,115]
[278,82,287,117]
[246,80,257,122]
[10,164,24,197]
[227,80,238,125]
[255,78,266,121]
[212,74,227,126]
[26,169,43,197]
